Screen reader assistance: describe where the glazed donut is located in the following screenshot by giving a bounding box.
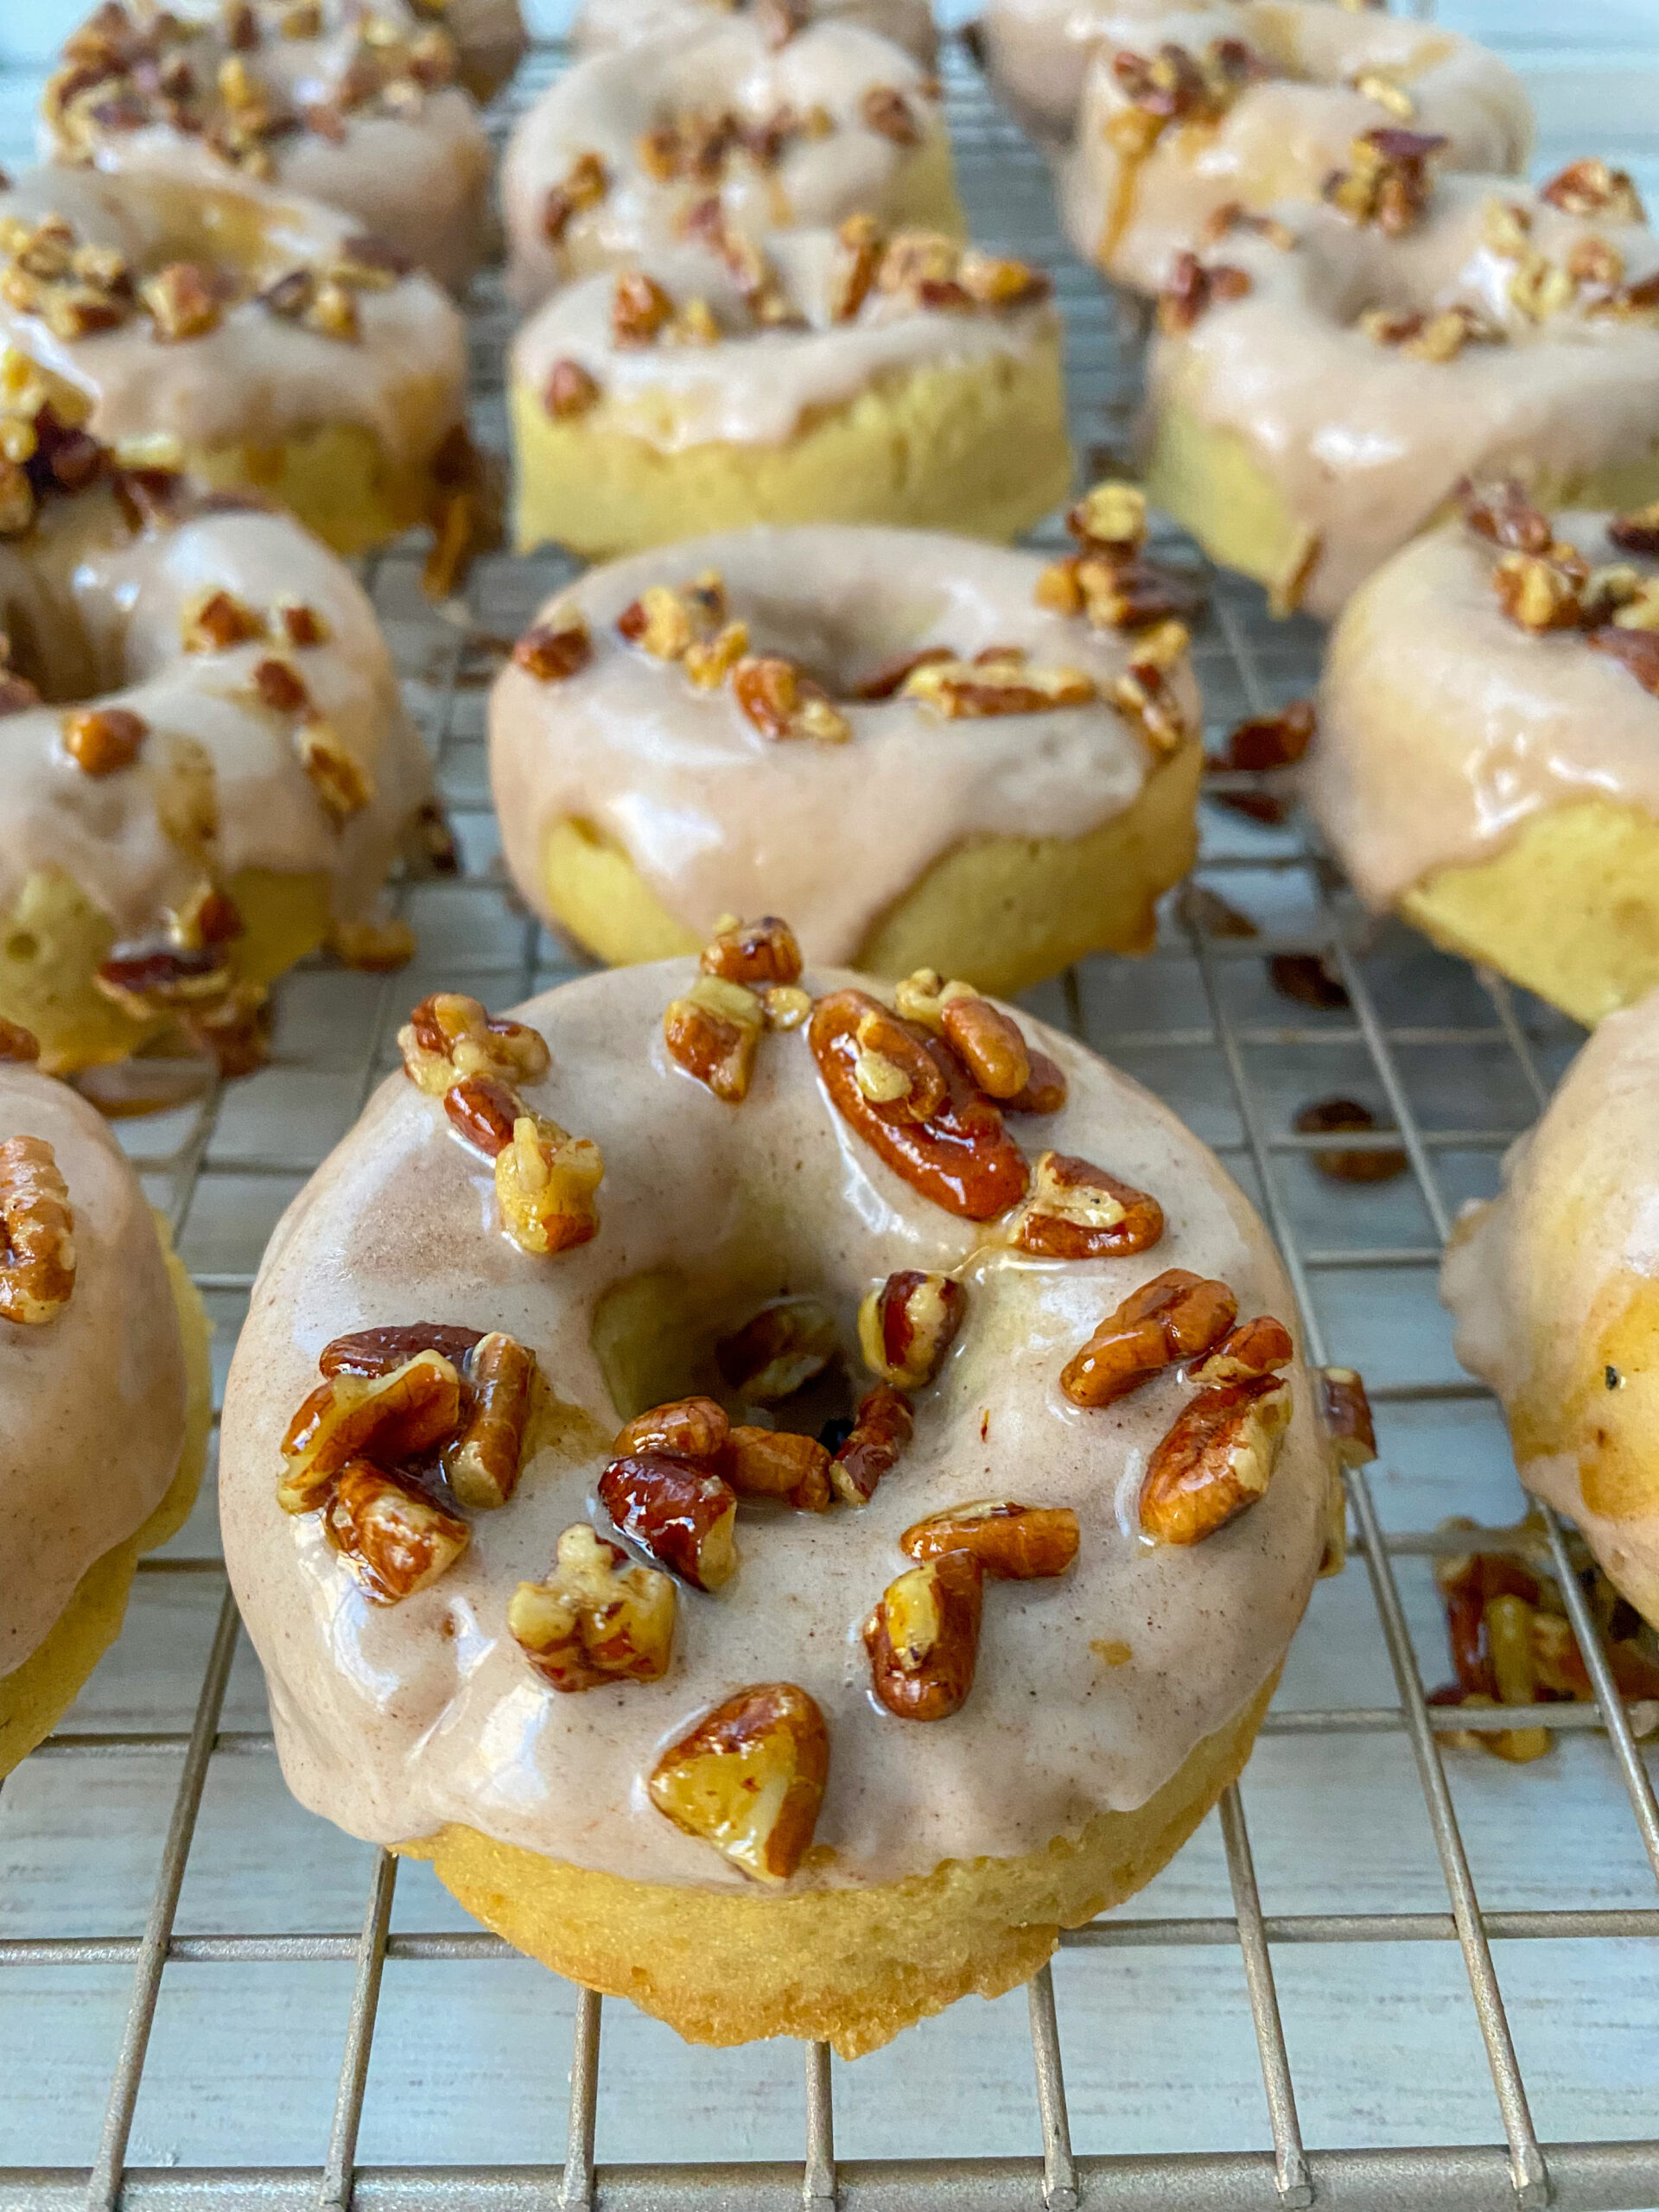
[1309,490,1659,1027]
[1141,160,1659,618]
[489,505,1201,990]
[411,0,527,101]
[573,0,938,70]
[44,0,493,296]
[0,1026,212,1777]
[510,224,1070,556]
[219,932,1357,2054]
[1443,987,1659,1626]
[0,352,435,1077]
[500,17,962,309]
[0,162,469,557]
[1058,0,1530,292]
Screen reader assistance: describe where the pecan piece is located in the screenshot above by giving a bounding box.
[830,1381,913,1504]
[727,1425,833,1511]
[615,1395,730,1461]
[0,1019,40,1063]
[320,1322,484,1377]
[1186,1314,1294,1386]
[716,1295,837,1401]
[494,1113,603,1255]
[863,1551,982,1720]
[1294,1096,1407,1184]
[861,84,919,143]
[544,358,601,419]
[1140,1374,1292,1544]
[272,599,328,648]
[0,1135,75,1325]
[513,618,592,681]
[141,259,222,340]
[323,1461,469,1603]
[900,1500,1079,1579]
[251,655,309,714]
[277,1351,464,1513]
[700,913,802,988]
[1539,156,1645,225]
[649,1682,829,1881]
[61,704,146,775]
[297,721,373,820]
[1061,1268,1236,1408]
[1319,1365,1376,1469]
[852,1000,947,1119]
[1005,1050,1069,1115]
[1324,126,1446,235]
[612,270,674,346]
[443,1330,536,1508]
[444,1073,520,1156]
[938,990,1029,1099]
[1067,480,1147,557]
[509,1523,676,1690]
[1587,624,1659,696]
[1014,1150,1164,1260]
[858,1270,964,1389]
[542,150,608,244]
[731,654,850,743]
[399,993,551,1095]
[181,586,263,652]
[663,973,765,1103]
[599,1451,738,1588]
[1492,550,1586,632]
[1609,502,1659,557]
[1459,477,1554,554]
[1209,699,1315,772]
[810,988,1030,1221]
[1158,251,1250,334]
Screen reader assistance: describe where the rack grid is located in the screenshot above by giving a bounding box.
[3,30,1659,2212]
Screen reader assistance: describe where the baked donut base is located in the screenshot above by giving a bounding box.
[511,346,1073,558]
[185,416,449,559]
[0,1233,213,1777]
[537,734,1200,997]
[398,1671,1274,2057]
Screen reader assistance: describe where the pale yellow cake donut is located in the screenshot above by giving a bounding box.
[1058,0,1531,292]
[219,945,1354,2053]
[510,226,1071,556]
[1310,495,1659,1028]
[0,353,435,1077]
[0,161,469,557]
[1443,987,1659,1626]
[489,512,1201,990]
[573,0,938,70]
[43,0,493,295]
[0,1036,212,1777]
[1142,162,1659,619]
[500,17,962,309]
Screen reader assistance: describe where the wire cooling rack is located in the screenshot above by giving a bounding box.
[3,31,1659,2212]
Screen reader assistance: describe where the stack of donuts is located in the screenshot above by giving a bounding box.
[5,0,1657,2078]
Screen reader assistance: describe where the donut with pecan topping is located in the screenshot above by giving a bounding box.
[574,0,936,67]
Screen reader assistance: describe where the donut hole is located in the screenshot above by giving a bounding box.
[730,580,959,693]
[0,579,121,706]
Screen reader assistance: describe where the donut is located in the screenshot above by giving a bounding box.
[42,1,493,296]
[573,0,938,70]
[1058,0,1531,292]
[219,929,1361,2053]
[1309,489,1659,1027]
[0,1024,212,1777]
[500,17,962,310]
[1141,159,1659,618]
[0,160,471,558]
[0,350,437,1077]
[488,501,1202,990]
[510,222,1070,555]
[414,0,527,101]
[1442,987,1659,1627]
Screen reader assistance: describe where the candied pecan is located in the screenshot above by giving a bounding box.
[1061,1268,1236,1408]
[957,249,1049,308]
[864,1550,982,1720]
[494,1112,603,1255]
[852,1000,947,1119]
[513,617,592,680]
[1006,1049,1068,1115]
[543,150,608,244]
[701,913,802,988]
[717,1295,836,1402]
[900,1500,1079,1579]
[181,586,263,652]
[615,1395,729,1461]
[1268,953,1350,1011]
[399,992,551,1095]
[1014,1150,1164,1261]
[830,1381,912,1504]
[600,1450,738,1588]
[858,1270,965,1389]
[323,1460,469,1603]
[829,213,883,321]
[1187,1314,1294,1387]
[1540,156,1645,226]
[443,1330,536,1508]
[544,358,600,418]
[0,1018,40,1063]
[649,1681,828,1880]
[854,646,954,700]
[612,270,675,346]
[297,721,373,819]
[1587,624,1659,695]
[1158,251,1250,334]
[1141,1373,1292,1544]
[95,938,231,1016]
[937,990,1029,1099]
[1210,699,1314,772]
[1068,480,1147,557]
[731,654,850,742]
[61,704,146,775]
[664,973,765,1103]
[278,1350,465,1513]
[726,1425,834,1511]
[320,1322,485,1378]
[140,260,223,340]
[810,988,1030,1221]
[1324,126,1446,235]
[1295,1096,1407,1183]
[0,1135,75,1325]
[899,652,1095,717]
[509,1523,676,1690]
[443,1073,520,1156]
[251,655,310,714]
[1492,549,1586,632]
[1319,1365,1376,1469]
[861,84,919,143]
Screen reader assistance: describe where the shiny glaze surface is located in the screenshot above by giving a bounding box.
[573,0,937,64]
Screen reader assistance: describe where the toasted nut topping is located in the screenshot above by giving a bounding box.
[649,1681,829,1881]
[509,1523,676,1691]
[727,1424,834,1511]
[615,1395,731,1461]
[601,1452,737,1588]
[1586,624,1659,695]
[891,966,952,1029]
[830,1381,913,1504]
[1061,1268,1236,1408]
[731,654,852,743]
[495,1113,603,1255]
[1351,66,1413,118]
[0,1135,75,1325]
[899,651,1095,718]
[861,83,919,143]
[701,913,803,988]
[1268,952,1350,1009]
[0,1017,40,1062]
[1158,250,1250,334]
[542,150,609,243]
[181,586,263,652]
[322,1461,469,1603]
[443,1331,536,1508]
[1014,1150,1165,1260]
[763,983,811,1029]
[1323,126,1446,236]
[1492,549,1586,632]
[513,619,592,681]
[1140,1375,1292,1544]
[685,620,749,687]
[443,1073,521,1157]
[858,1269,964,1389]
[1540,156,1645,225]
[1187,1314,1294,1387]
[297,721,374,820]
[1006,1047,1069,1115]
[864,1551,982,1719]
[1294,1095,1407,1184]
[612,269,675,346]
[61,704,146,775]
[1319,1365,1376,1469]
[320,1323,485,1378]
[957,248,1050,308]
[1069,480,1147,556]
[1108,624,1192,754]
[329,915,416,973]
[937,990,1029,1100]
[544,357,601,418]
[717,1295,837,1402]
[664,972,765,1103]
[1459,477,1554,553]
[399,993,551,1096]
[1211,699,1315,772]
[900,1500,1079,1579]
[272,599,329,648]
[251,655,310,714]
[278,1351,463,1515]
[854,1001,947,1119]
[141,260,222,340]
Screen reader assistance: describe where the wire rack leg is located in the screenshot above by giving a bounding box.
[804,2042,836,2209]
[318,1849,398,2211]
[560,1986,601,2211]
[1217,1786,1312,2209]
[1027,1963,1078,2212]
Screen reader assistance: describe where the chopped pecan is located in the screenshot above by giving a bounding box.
[1187,1314,1294,1386]
[648,1682,829,1880]
[320,1322,485,1378]
[1492,549,1586,632]
[900,1500,1079,1579]
[599,1450,738,1589]
[251,655,309,714]
[1140,1374,1293,1544]
[858,1270,964,1389]
[278,1351,464,1514]
[1068,480,1147,557]
[854,645,954,700]
[443,1331,537,1507]
[938,990,1029,1099]
[544,358,601,419]
[0,1135,75,1325]
[1324,126,1446,235]
[1061,1268,1236,1408]
[1047,552,1203,632]
[1158,251,1250,335]
[293,720,371,819]
[727,1425,834,1511]
[542,150,608,244]
[864,1550,982,1720]
[717,1295,837,1402]
[616,1396,730,1461]
[700,913,802,988]
[1210,699,1315,772]
[494,1113,603,1255]
[810,988,1030,1221]
[731,654,850,742]
[1539,156,1645,226]
[663,973,765,1103]
[763,983,810,1029]
[612,270,675,346]
[1014,1150,1164,1260]
[1351,66,1414,119]
[0,1018,40,1062]
[399,992,551,1096]
[1294,1096,1407,1183]
[852,1001,947,1119]
[861,85,919,143]
[1587,624,1659,695]
[323,1461,470,1603]
[272,599,328,648]
[514,617,592,681]
[829,212,883,321]
[181,586,263,652]
[94,938,232,1017]
[1268,953,1350,1010]
[1319,1365,1376,1469]
[509,1523,676,1690]
[1109,620,1192,754]
[443,1073,520,1156]
[1007,1049,1069,1116]
[61,704,146,775]
[140,260,222,340]
[898,653,1095,717]
[830,1381,912,1504]
[684,620,749,688]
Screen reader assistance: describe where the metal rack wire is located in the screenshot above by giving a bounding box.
[3,33,1659,2212]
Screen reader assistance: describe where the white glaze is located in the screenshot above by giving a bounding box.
[488,525,1194,959]
[0,1063,188,1678]
[976,0,1250,143]
[219,958,1331,1889]
[573,0,938,69]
